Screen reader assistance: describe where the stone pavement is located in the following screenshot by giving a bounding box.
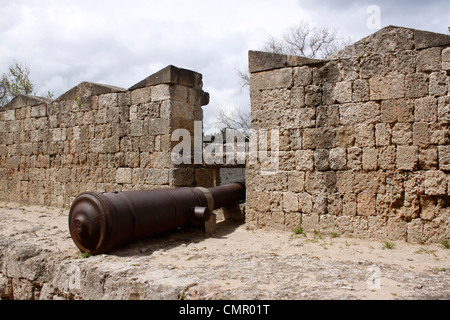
[0,201,449,300]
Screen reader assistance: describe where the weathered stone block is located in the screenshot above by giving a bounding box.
[359,53,386,79]
[31,105,47,118]
[169,168,194,186]
[355,123,375,148]
[327,193,342,216]
[429,123,449,145]
[323,81,352,104]
[314,149,330,171]
[387,217,407,240]
[357,193,376,216]
[147,118,171,135]
[362,148,378,171]
[335,126,355,148]
[405,73,428,98]
[413,123,430,147]
[283,192,299,212]
[339,102,380,125]
[293,66,313,86]
[442,47,450,71]
[347,147,362,170]
[392,123,413,145]
[352,79,369,102]
[4,109,15,121]
[298,192,314,214]
[397,99,415,123]
[251,68,293,90]
[380,99,398,123]
[415,96,438,123]
[288,171,305,192]
[375,123,391,146]
[104,137,120,153]
[404,172,425,195]
[116,168,132,184]
[370,75,405,100]
[130,120,144,137]
[353,171,386,194]
[336,170,354,193]
[438,146,450,171]
[342,193,357,216]
[143,168,170,185]
[302,128,335,149]
[289,107,316,129]
[376,193,404,217]
[285,212,302,231]
[419,148,438,170]
[290,87,305,108]
[295,150,314,171]
[301,212,319,231]
[313,60,341,83]
[130,87,152,105]
[417,47,442,72]
[305,171,336,194]
[316,105,339,127]
[429,71,448,97]
[329,148,347,170]
[304,85,322,106]
[420,195,438,221]
[396,145,418,171]
[150,84,173,102]
[392,50,417,74]
[248,50,287,73]
[424,170,447,195]
[437,96,450,124]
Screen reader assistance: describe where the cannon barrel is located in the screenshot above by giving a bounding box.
[69,181,245,255]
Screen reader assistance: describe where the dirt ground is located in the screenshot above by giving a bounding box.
[0,201,449,300]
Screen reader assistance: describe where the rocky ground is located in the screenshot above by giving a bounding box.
[0,201,449,300]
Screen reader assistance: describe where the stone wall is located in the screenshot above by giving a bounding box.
[247,26,450,243]
[0,65,219,207]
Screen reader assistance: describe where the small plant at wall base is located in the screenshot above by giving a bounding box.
[441,240,450,249]
[382,241,395,250]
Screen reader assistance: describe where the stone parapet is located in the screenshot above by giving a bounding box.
[0,66,210,207]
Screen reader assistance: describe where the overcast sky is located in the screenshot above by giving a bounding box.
[1,0,449,133]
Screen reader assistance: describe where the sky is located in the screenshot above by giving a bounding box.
[1,0,449,133]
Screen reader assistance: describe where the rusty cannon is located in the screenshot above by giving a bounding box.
[68,181,245,255]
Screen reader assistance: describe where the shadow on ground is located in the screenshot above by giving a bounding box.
[109,220,244,258]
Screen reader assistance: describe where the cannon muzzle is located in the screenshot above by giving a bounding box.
[69,181,245,255]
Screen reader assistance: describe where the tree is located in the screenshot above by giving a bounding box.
[262,22,345,59]
[218,22,351,133]
[0,60,35,106]
[238,21,351,88]
[215,104,251,138]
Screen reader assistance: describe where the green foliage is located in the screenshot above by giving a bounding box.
[382,241,395,250]
[0,60,35,106]
[293,226,304,235]
[81,252,92,259]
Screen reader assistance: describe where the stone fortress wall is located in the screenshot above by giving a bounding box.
[0,65,245,207]
[246,26,450,243]
[0,25,449,243]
